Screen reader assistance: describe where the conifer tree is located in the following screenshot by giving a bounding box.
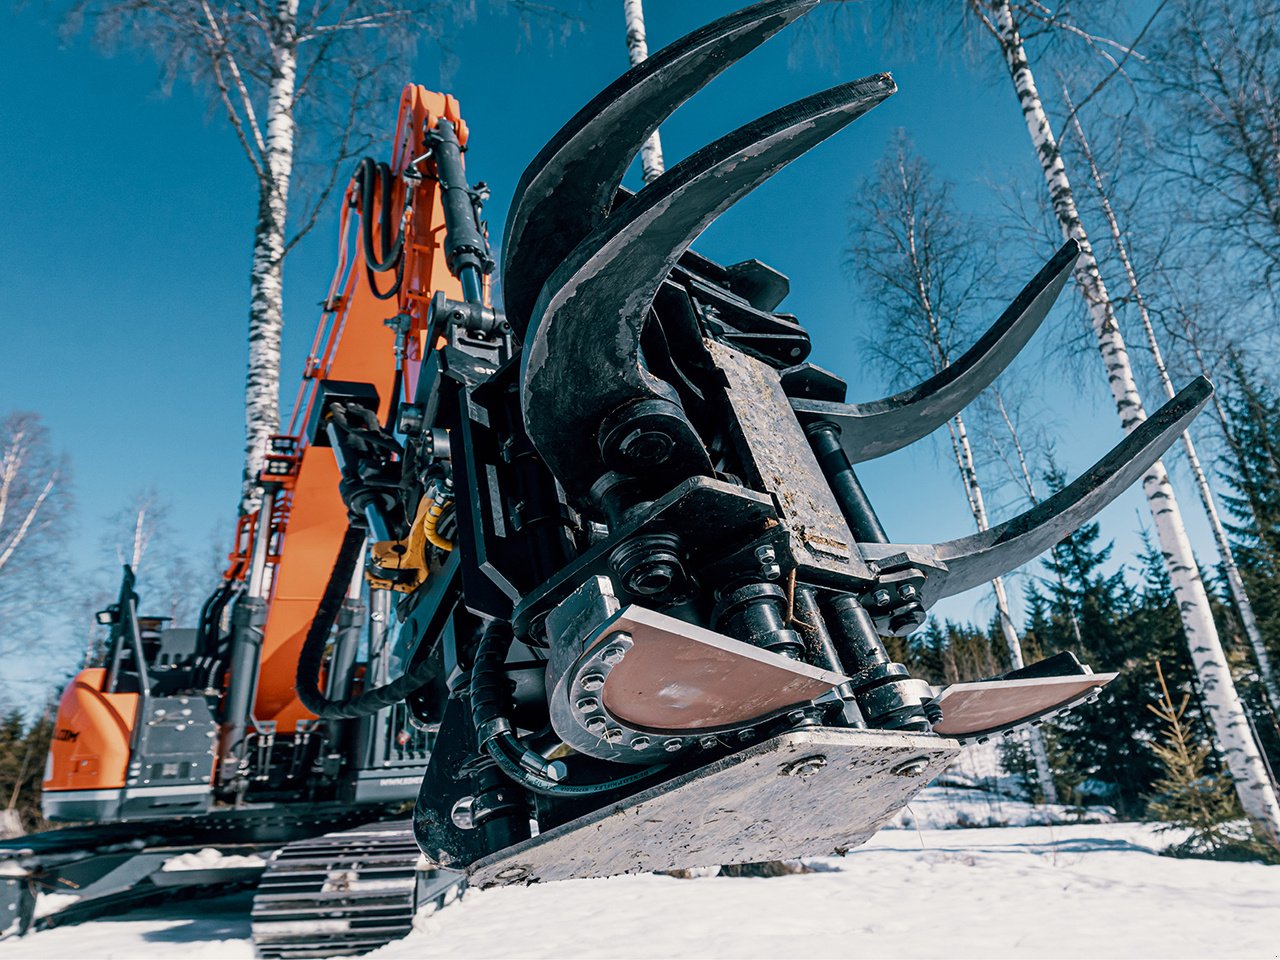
[1218,360,1280,679]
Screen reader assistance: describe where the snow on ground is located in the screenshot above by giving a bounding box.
[5,817,1277,960]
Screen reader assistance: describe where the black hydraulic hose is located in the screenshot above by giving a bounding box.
[294,524,436,719]
[356,158,404,271]
[354,157,405,301]
[470,619,672,798]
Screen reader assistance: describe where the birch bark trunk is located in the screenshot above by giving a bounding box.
[978,0,1280,843]
[623,0,665,183]
[1068,106,1280,715]
[241,0,300,514]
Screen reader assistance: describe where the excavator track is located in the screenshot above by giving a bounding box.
[251,820,465,959]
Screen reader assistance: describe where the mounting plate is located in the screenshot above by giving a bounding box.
[467,726,959,887]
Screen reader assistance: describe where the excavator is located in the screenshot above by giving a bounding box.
[2,2,1212,956]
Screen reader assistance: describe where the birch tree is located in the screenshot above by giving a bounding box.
[1149,0,1280,293]
[101,488,200,625]
[70,0,575,514]
[0,414,72,692]
[1062,92,1280,714]
[943,0,1280,844]
[623,0,664,182]
[849,134,1058,803]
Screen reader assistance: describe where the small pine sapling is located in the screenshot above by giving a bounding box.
[1145,662,1277,861]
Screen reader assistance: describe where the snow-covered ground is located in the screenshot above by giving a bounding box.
[5,815,1277,960]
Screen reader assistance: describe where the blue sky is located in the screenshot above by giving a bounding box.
[0,0,1211,668]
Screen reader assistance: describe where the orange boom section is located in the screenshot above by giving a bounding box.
[44,669,137,792]
[251,86,468,733]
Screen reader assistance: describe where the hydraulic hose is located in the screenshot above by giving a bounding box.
[354,157,405,301]
[294,524,437,719]
[470,619,671,798]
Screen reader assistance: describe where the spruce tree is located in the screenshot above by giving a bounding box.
[1218,359,1280,693]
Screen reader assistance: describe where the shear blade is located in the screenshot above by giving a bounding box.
[792,240,1080,462]
[501,0,819,338]
[521,76,897,496]
[859,376,1213,602]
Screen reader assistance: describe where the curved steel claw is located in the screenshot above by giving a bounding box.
[501,0,819,339]
[521,76,898,498]
[792,239,1080,463]
[858,376,1214,603]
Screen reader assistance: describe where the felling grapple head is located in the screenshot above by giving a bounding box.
[416,0,1211,885]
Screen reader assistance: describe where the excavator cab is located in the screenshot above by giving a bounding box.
[43,567,218,822]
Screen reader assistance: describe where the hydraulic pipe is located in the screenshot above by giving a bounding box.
[426,120,489,306]
[218,491,274,787]
[804,420,889,544]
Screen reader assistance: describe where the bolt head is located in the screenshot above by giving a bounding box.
[872,589,892,607]
[663,738,683,752]
[631,736,651,750]
[603,728,624,743]
[601,645,626,665]
[781,754,828,778]
[586,717,608,735]
[754,545,777,564]
[699,735,719,749]
[579,673,605,691]
[891,758,929,778]
[898,583,918,601]
[575,697,599,714]
[494,865,530,884]
[761,563,782,581]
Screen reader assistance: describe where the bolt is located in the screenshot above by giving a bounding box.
[781,754,828,778]
[600,646,626,665]
[663,738,683,752]
[699,735,719,749]
[755,545,777,564]
[494,865,530,884]
[898,583,918,601]
[737,728,755,743]
[603,728,624,743]
[576,697,599,714]
[891,758,929,778]
[631,736,651,750]
[579,673,605,691]
[586,717,608,735]
[872,589,892,607]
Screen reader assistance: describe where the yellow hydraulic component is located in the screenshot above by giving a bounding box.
[423,497,454,552]
[368,493,450,592]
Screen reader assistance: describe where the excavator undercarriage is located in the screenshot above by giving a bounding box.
[3,2,1209,955]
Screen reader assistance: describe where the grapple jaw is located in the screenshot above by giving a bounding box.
[415,1,1209,885]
